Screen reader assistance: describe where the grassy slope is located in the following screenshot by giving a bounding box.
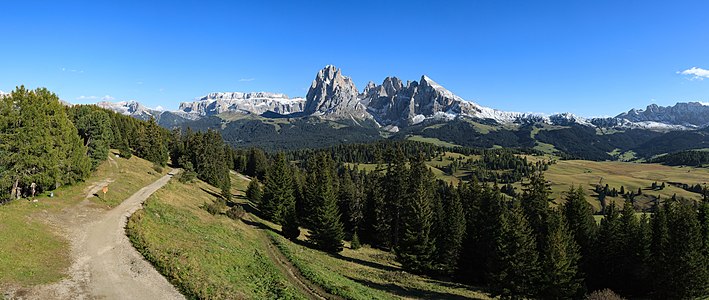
[269,232,489,300]
[126,175,306,299]
[542,160,709,210]
[0,152,165,287]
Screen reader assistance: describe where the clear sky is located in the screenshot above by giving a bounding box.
[1,0,708,116]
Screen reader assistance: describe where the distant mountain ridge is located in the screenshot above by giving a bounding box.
[94,65,707,132]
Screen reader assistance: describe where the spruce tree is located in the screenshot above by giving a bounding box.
[384,148,408,248]
[563,185,597,289]
[261,153,294,223]
[539,209,583,299]
[489,201,541,299]
[521,170,553,246]
[662,203,709,299]
[281,200,300,240]
[246,178,263,203]
[307,153,344,253]
[365,168,391,249]
[396,154,436,273]
[435,182,465,275]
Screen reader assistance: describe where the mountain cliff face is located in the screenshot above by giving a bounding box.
[303,65,371,120]
[179,92,305,116]
[96,101,158,120]
[93,65,708,132]
[615,102,709,129]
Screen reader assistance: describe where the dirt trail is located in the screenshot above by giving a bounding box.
[19,170,184,300]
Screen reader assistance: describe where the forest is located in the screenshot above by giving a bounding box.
[233,143,709,299]
[3,87,709,299]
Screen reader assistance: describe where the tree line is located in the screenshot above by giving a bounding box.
[246,146,709,299]
[0,87,171,204]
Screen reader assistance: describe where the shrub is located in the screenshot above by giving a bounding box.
[179,170,197,183]
[226,206,245,220]
[586,289,625,300]
[351,232,361,250]
[152,163,164,174]
[203,198,226,215]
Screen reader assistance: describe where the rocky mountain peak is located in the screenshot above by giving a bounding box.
[616,102,709,129]
[303,65,370,120]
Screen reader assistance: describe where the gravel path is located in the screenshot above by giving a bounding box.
[19,170,184,300]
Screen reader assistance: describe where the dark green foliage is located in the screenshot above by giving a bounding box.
[539,210,583,299]
[0,87,91,202]
[489,201,540,299]
[281,200,300,240]
[521,170,553,248]
[70,105,114,169]
[384,148,409,249]
[306,153,344,253]
[650,150,709,166]
[246,178,263,203]
[246,148,268,179]
[434,181,465,275]
[203,198,225,215]
[659,202,709,299]
[563,186,597,289]
[135,118,169,166]
[363,165,391,249]
[226,205,245,220]
[261,153,295,223]
[169,129,231,198]
[396,154,437,273]
[350,231,361,250]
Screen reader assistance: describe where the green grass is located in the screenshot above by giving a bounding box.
[543,160,709,211]
[126,176,306,299]
[268,231,490,300]
[407,135,461,148]
[0,151,164,288]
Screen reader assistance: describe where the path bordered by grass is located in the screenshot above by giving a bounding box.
[126,177,307,299]
[0,152,165,288]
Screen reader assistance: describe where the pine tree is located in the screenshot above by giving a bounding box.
[260,153,294,223]
[489,201,541,299]
[350,231,361,250]
[563,185,597,290]
[662,203,709,298]
[307,153,344,253]
[246,148,268,179]
[72,106,114,169]
[384,148,408,248]
[539,209,583,299]
[435,182,465,275]
[649,200,670,295]
[365,168,391,249]
[521,170,553,246]
[281,200,300,240]
[246,178,263,203]
[396,154,436,273]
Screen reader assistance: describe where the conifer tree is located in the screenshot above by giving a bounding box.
[72,106,114,169]
[384,148,408,248]
[246,178,263,203]
[396,154,436,273]
[365,168,391,249]
[435,182,465,275]
[539,209,583,299]
[563,185,597,288]
[662,203,709,299]
[489,201,541,299]
[261,153,294,223]
[307,153,344,253]
[521,170,553,246]
[281,200,300,240]
[649,200,670,294]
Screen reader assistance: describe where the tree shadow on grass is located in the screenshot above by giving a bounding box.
[329,253,400,273]
[345,276,488,300]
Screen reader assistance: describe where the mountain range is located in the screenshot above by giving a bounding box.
[95,65,709,160]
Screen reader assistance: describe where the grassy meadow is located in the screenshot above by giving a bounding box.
[0,152,165,288]
[126,174,307,299]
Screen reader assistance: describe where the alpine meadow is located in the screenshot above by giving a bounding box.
[3,1,709,300]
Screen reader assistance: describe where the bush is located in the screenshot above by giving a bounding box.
[226,206,245,220]
[586,289,625,300]
[178,170,197,183]
[118,147,132,159]
[203,198,226,215]
[351,232,361,250]
[152,163,164,174]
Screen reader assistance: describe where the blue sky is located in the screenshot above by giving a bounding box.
[1,0,708,117]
